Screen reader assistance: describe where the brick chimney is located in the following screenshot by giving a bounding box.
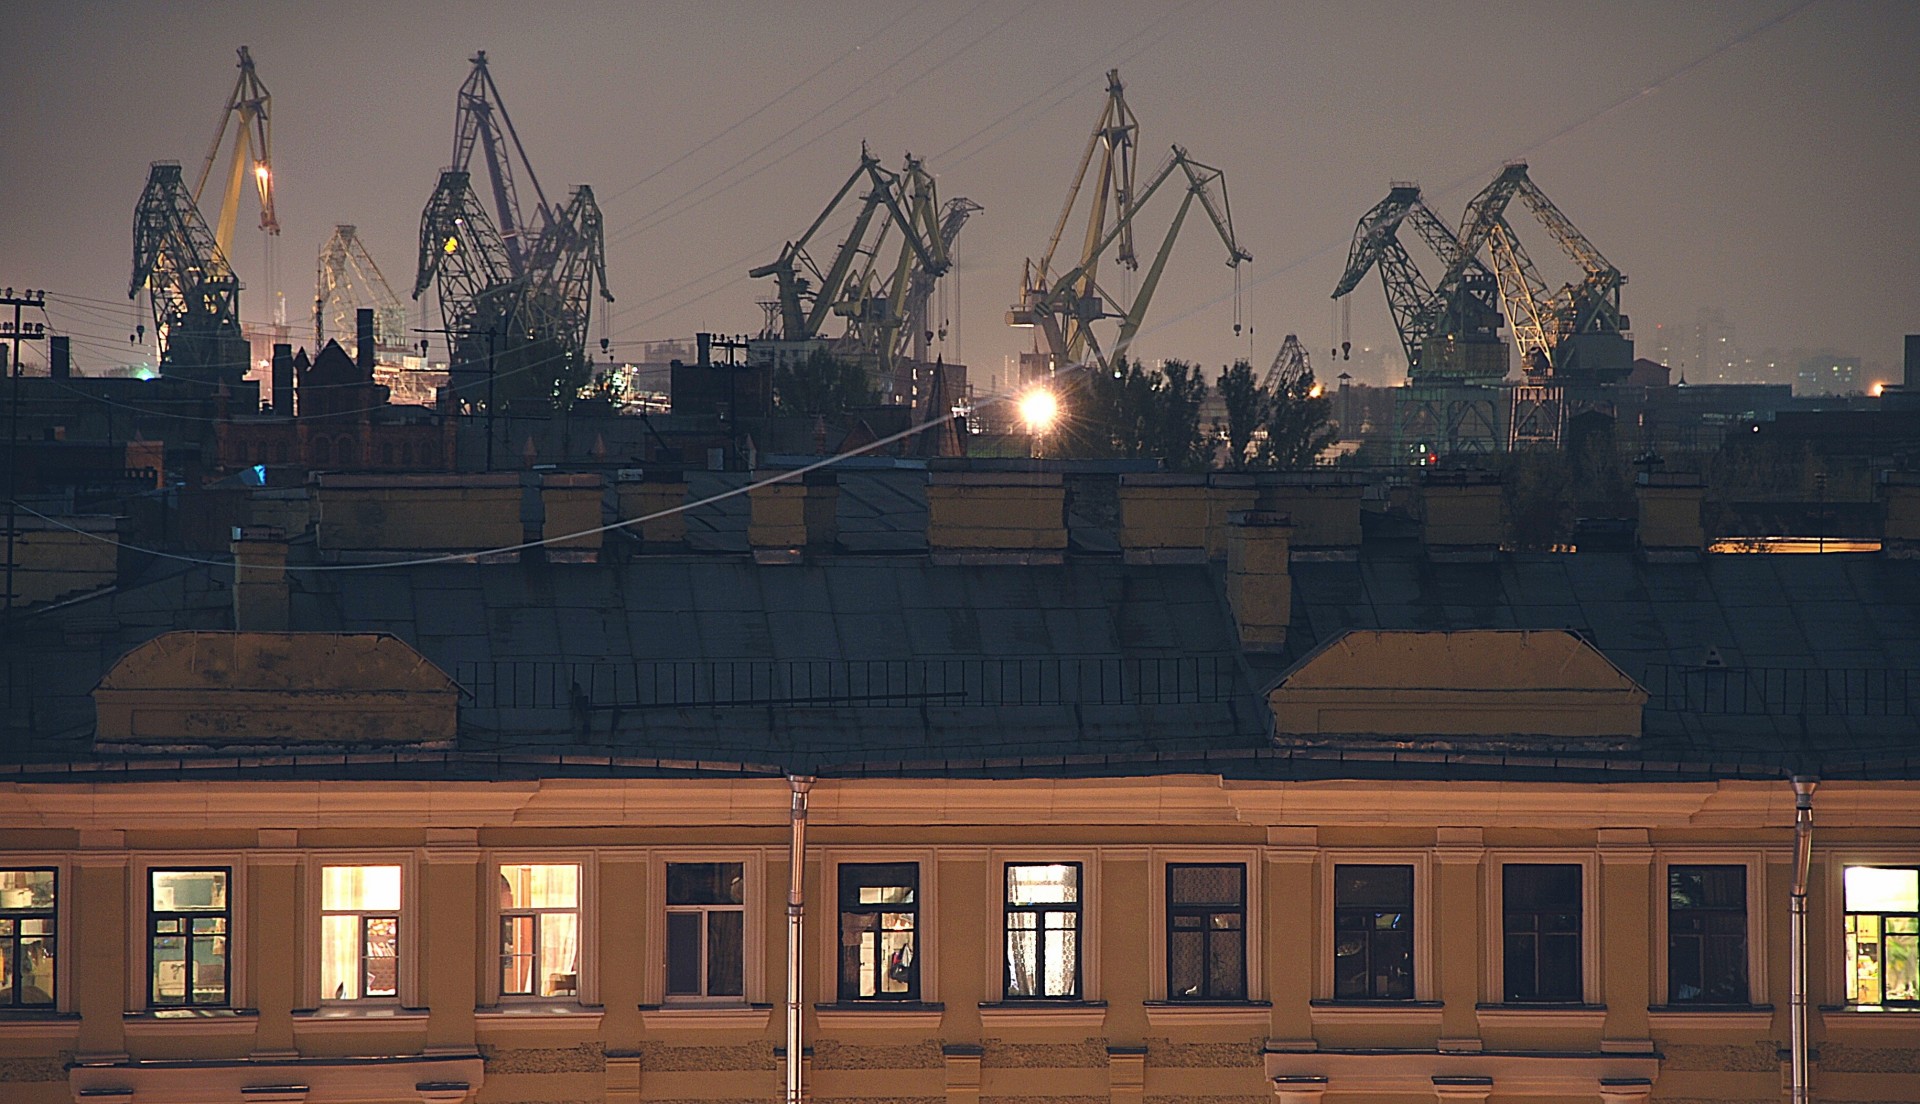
[1257,472,1363,560]
[1635,472,1705,562]
[1226,510,1291,653]
[356,308,376,378]
[231,526,289,631]
[1420,470,1503,563]
[748,470,838,561]
[49,335,70,380]
[271,343,295,416]
[925,470,1066,562]
[614,468,688,548]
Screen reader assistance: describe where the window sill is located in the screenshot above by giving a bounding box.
[0,1011,81,1040]
[1647,1004,1774,1031]
[291,1006,432,1035]
[1819,1005,1920,1032]
[473,1003,604,1035]
[638,1003,774,1030]
[1474,1002,1607,1030]
[1143,1000,1271,1028]
[1309,999,1444,1027]
[978,1000,1107,1031]
[123,1008,259,1038]
[813,1001,945,1030]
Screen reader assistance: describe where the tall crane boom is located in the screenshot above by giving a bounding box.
[316,225,409,353]
[452,51,551,274]
[902,195,982,364]
[131,161,249,384]
[194,46,278,260]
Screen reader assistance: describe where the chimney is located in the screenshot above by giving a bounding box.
[925,469,1066,562]
[49,335,70,380]
[1226,511,1291,653]
[271,343,295,415]
[1879,470,1920,559]
[1204,473,1259,561]
[614,467,688,548]
[1906,334,1919,391]
[748,470,837,562]
[356,308,376,377]
[1635,471,1705,562]
[519,468,547,565]
[230,526,289,631]
[1256,471,1363,561]
[1420,469,1503,563]
[1116,473,1209,563]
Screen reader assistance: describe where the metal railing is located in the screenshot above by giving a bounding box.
[455,656,1243,712]
[1642,664,1920,717]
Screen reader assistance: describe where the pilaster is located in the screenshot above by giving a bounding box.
[422,831,481,1052]
[1598,829,1654,1049]
[1433,828,1484,1046]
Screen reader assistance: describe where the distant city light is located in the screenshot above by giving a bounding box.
[1018,387,1058,434]
[1871,382,1885,397]
[1308,383,1324,399]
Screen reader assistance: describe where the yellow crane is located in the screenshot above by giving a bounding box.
[194,46,278,260]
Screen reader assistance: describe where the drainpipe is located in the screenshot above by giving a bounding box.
[1790,776,1817,1104]
[785,774,815,1104]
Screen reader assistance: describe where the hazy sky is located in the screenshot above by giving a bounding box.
[3,0,1916,388]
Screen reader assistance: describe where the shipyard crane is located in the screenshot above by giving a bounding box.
[414,52,611,408]
[1008,69,1250,378]
[902,193,983,365]
[1330,183,1505,382]
[1263,333,1312,393]
[315,225,407,353]
[749,149,953,399]
[194,46,279,260]
[130,161,250,384]
[1454,163,1630,381]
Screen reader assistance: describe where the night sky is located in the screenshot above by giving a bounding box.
[3,0,1916,389]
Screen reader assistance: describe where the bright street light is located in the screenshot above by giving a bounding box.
[1018,387,1059,434]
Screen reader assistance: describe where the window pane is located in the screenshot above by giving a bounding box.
[707,910,744,997]
[194,935,228,1003]
[1209,929,1246,999]
[1045,927,1077,998]
[1888,933,1919,1003]
[323,865,401,911]
[1335,865,1413,910]
[1006,928,1039,997]
[1845,866,1920,913]
[1670,865,1744,911]
[842,863,917,908]
[365,917,398,997]
[321,914,358,999]
[152,870,227,912]
[538,913,579,997]
[1505,865,1580,911]
[152,935,186,1004]
[1008,864,1078,905]
[501,915,536,995]
[500,864,578,909]
[1170,929,1204,997]
[667,862,743,906]
[1170,865,1243,907]
[0,870,54,911]
[666,912,700,996]
[879,923,914,995]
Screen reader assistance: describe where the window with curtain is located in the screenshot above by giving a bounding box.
[1844,865,1919,1007]
[666,862,744,999]
[149,869,230,1007]
[1167,863,1246,1001]
[1004,863,1080,999]
[320,865,401,1001]
[0,869,56,1008]
[498,863,580,999]
[838,863,918,1001]
[1667,865,1748,1004]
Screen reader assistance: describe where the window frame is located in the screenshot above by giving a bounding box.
[144,866,236,1009]
[1655,850,1765,1008]
[1146,848,1263,1003]
[1835,859,1920,1009]
[1320,860,1428,1006]
[984,848,1099,1004]
[1001,861,1084,1001]
[662,858,748,1003]
[836,861,923,1002]
[485,851,597,1007]
[0,865,59,1011]
[302,852,418,1008]
[818,849,935,1005]
[1483,851,1598,1006]
[1165,862,1249,1002]
[644,848,768,1007]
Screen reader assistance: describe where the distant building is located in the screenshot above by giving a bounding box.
[1797,354,1863,396]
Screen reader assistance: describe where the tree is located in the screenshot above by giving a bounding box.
[1151,359,1212,472]
[1215,358,1264,471]
[1052,356,1210,471]
[1254,359,1336,470]
[772,348,874,416]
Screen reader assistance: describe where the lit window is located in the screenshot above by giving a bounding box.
[0,869,56,1008]
[149,869,230,1007]
[838,863,918,1001]
[1333,864,1413,1001]
[1502,864,1581,1003]
[1004,863,1080,999]
[498,863,579,998]
[320,865,400,1001]
[1668,865,1748,1004]
[1844,866,1919,1007]
[666,862,743,999]
[1167,863,1246,1001]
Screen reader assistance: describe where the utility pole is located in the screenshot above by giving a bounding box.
[417,323,502,472]
[2,288,48,730]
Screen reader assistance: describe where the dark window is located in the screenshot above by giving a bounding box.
[149,869,230,1007]
[1004,863,1080,999]
[0,869,56,1008]
[1843,865,1919,1007]
[1503,864,1582,1003]
[1668,865,1749,1004]
[1167,863,1246,1001]
[666,862,744,999]
[1333,864,1413,1000]
[839,863,918,1001]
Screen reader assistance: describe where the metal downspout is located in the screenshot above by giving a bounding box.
[786,775,814,1104]
[1790,776,1817,1104]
